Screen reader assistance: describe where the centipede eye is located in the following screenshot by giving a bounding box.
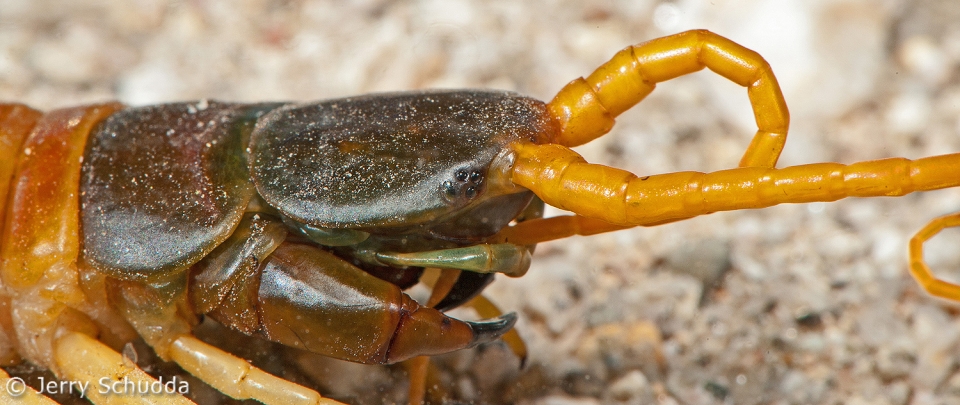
[441,180,458,201]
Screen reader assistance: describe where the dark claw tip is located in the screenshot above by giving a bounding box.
[468,312,518,347]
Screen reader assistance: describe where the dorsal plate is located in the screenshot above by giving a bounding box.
[80,102,279,280]
[249,90,551,228]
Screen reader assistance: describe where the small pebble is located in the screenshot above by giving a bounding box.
[874,345,916,380]
[606,370,654,403]
[536,396,602,405]
[664,238,732,291]
[703,380,729,400]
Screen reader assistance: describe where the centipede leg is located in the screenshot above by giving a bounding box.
[168,336,340,405]
[54,331,195,405]
[430,270,463,307]
[401,269,467,405]
[909,212,960,300]
[549,29,788,168]
[492,215,628,246]
[375,243,532,277]
[403,356,430,405]
[108,274,336,405]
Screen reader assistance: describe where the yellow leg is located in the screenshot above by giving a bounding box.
[167,335,342,405]
[512,144,960,226]
[401,269,458,405]
[492,215,628,245]
[404,356,429,405]
[425,269,462,308]
[53,332,194,405]
[491,214,699,246]
[909,213,960,300]
[549,29,788,168]
[111,277,339,404]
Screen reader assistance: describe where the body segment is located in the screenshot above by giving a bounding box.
[81,101,269,281]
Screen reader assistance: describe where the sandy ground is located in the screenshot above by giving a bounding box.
[4,0,960,404]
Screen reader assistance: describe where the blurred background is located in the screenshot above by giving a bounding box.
[4,0,960,404]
